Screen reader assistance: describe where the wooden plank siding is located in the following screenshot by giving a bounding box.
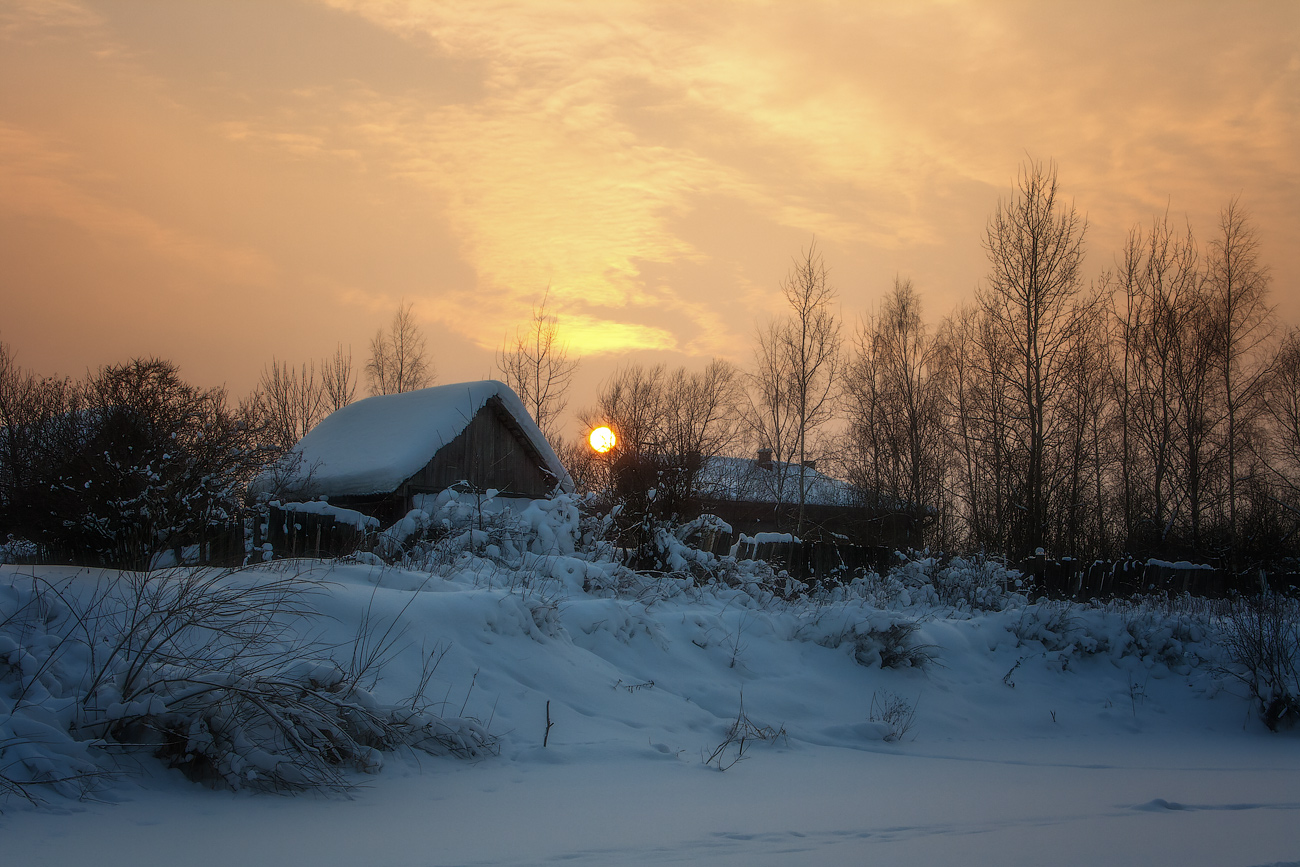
[399,397,554,500]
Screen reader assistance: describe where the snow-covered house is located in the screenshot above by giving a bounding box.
[693,449,926,547]
[250,381,572,523]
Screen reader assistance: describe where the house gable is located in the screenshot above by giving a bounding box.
[400,397,555,498]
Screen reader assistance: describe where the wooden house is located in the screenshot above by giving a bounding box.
[250,381,572,525]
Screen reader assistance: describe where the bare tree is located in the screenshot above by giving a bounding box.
[1260,328,1300,513]
[251,358,324,451]
[747,319,799,510]
[580,363,667,459]
[1057,301,1113,557]
[844,277,945,544]
[659,359,745,511]
[496,292,579,439]
[0,340,39,505]
[1169,279,1220,550]
[0,341,76,533]
[367,300,433,395]
[978,158,1092,557]
[1113,213,1206,552]
[321,344,356,413]
[935,303,1015,552]
[1206,198,1274,545]
[747,242,841,533]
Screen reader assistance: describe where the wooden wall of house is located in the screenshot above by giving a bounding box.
[402,399,554,498]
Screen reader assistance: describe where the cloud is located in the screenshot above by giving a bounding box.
[238,0,947,351]
[78,0,1291,359]
[0,123,278,288]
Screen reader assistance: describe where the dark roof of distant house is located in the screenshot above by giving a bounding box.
[695,456,857,506]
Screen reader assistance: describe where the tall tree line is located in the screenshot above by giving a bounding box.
[842,160,1291,564]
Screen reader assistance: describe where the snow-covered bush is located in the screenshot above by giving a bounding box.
[868,689,917,742]
[381,490,585,570]
[2,359,266,571]
[376,507,437,560]
[857,555,1025,612]
[1008,600,1079,653]
[796,605,937,669]
[1216,593,1300,731]
[0,579,104,803]
[0,567,495,802]
[998,596,1213,674]
[933,556,1026,611]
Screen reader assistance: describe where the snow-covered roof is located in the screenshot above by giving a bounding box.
[251,381,572,498]
[695,456,858,507]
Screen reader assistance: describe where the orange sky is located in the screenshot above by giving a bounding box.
[2,0,1297,438]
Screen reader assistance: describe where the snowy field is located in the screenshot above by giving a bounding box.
[4,552,1300,867]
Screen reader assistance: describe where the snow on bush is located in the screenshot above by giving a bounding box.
[1216,593,1300,730]
[377,490,585,568]
[0,537,39,566]
[0,567,495,803]
[0,579,103,803]
[933,556,1026,610]
[793,602,936,669]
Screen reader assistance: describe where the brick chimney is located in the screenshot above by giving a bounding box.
[756,448,773,469]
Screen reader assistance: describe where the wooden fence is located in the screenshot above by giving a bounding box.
[721,534,892,588]
[1024,556,1300,600]
[719,536,1296,600]
[252,505,374,561]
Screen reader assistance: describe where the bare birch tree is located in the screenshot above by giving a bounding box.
[496,292,579,439]
[252,359,323,451]
[321,344,356,413]
[747,319,798,510]
[367,300,433,395]
[578,360,741,517]
[1260,328,1300,512]
[1206,199,1274,544]
[1113,213,1204,551]
[844,277,945,543]
[935,303,1015,552]
[978,158,1091,557]
[750,241,841,533]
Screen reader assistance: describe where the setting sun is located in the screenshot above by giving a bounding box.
[588,426,617,454]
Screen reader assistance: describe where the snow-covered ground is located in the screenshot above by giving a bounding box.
[4,555,1299,866]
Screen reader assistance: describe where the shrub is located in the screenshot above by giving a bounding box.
[0,566,495,802]
[702,691,785,771]
[3,359,267,569]
[868,690,917,742]
[1217,593,1300,731]
[798,607,938,670]
[934,556,1025,611]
